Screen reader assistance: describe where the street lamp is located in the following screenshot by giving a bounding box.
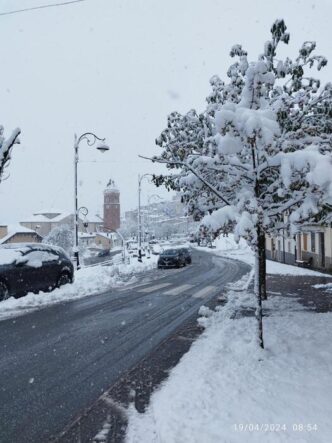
[137,173,153,262]
[74,132,110,269]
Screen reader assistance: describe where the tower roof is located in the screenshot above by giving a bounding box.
[104,179,120,194]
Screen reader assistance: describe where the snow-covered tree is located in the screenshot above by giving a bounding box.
[43,224,74,255]
[0,126,21,183]
[149,20,332,348]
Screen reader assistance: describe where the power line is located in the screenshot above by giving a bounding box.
[0,0,88,17]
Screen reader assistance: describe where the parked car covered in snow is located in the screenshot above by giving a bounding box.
[0,243,74,301]
[151,243,163,255]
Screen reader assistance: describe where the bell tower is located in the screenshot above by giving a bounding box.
[103,179,120,231]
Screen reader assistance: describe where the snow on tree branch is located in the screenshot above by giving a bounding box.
[151,19,332,243]
[0,126,21,183]
[147,18,332,348]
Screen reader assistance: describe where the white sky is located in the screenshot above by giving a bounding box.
[0,0,331,222]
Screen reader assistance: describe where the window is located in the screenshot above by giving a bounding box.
[303,233,308,251]
[311,232,316,253]
[20,250,58,267]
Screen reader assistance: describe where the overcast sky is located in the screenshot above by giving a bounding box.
[0,0,331,223]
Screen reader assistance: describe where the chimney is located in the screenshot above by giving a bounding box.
[0,225,8,239]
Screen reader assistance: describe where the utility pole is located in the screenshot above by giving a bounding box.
[137,173,152,262]
[138,175,142,262]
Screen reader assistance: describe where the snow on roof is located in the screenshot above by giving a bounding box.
[79,232,96,238]
[48,212,72,222]
[0,224,41,245]
[86,215,103,223]
[22,212,72,223]
[34,209,63,215]
[96,232,118,240]
[22,212,103,224]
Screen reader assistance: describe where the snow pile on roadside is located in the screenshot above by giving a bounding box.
[126,289,332,443]
[313,282,332,292]
[0,255,158,320]
[197,234,330,276]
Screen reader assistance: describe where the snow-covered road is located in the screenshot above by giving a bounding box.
[0,249,249,442]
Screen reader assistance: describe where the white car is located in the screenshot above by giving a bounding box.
[151,244,163,255]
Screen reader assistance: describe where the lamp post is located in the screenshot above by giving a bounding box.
[137,173,152,262]
[74,132,110,269]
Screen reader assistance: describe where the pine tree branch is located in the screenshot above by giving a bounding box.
[139,155,231,206]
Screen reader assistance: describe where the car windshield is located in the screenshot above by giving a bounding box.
[162,249,179,256]
[0,244,62,267]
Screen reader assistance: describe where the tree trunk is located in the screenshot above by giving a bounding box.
[259,230,267,300]
[254,226,265,349]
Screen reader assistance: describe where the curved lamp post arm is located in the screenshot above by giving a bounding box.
[76,132,106,146]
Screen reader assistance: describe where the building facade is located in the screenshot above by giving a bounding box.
[103,179,120,232]
[295,225,332,271]
[21,211,103,239]
[266,224,332,273]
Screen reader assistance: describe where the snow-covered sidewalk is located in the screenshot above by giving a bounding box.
[0,255,158,321]
[126,238,332,443]
[127,287,332,442]
[197,235,331,277]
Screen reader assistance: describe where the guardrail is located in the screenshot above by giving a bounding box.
[82,254,130,269]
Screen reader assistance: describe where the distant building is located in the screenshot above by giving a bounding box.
[21,211,74,238]
[21,210,103,238]
[103,179,120,231]
[123,194,193,239]
[0,225,42,245]
[265,214,332,273]
[95,232,122,250]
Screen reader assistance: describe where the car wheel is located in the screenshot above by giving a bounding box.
[57,273,71,288]
[0,281,10,302]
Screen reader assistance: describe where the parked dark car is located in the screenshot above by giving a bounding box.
[0,243,74,301]
[178,247,192,264]
[157,249,186,269]
[97,249,111,257]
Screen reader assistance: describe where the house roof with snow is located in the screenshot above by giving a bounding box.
[0,225,42,244]
[22,210,73,223]
[95,232,119,240]
[22,210,103,224]
[86,214,104,223]
[78,232,96,239]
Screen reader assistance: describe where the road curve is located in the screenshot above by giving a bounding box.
[0,250,250,442]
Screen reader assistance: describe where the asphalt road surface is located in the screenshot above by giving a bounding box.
[0,250,250,442]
